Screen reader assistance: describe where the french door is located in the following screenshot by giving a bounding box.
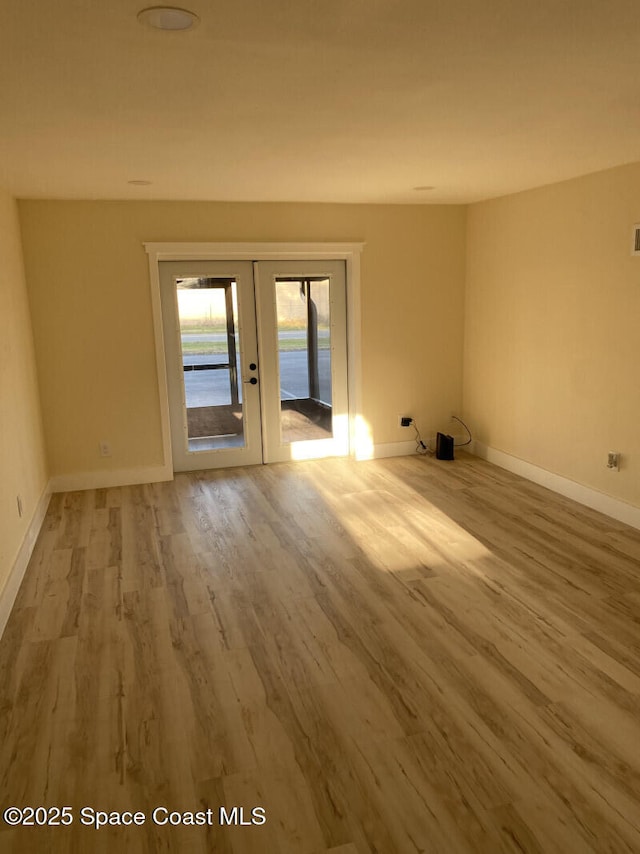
[159,259,348,471]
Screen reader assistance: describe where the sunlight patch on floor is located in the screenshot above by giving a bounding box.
[288,414,351,460]
[312,457,491,573]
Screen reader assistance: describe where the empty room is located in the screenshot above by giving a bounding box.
[1,2,639,852]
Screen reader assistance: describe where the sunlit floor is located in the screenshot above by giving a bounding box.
[1,453,639,853]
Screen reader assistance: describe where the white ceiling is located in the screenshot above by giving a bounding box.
[2,0,640,204]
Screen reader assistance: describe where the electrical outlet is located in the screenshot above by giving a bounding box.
[16,494,23,518]
[99,440,112,458]
[607,452,620,471]
[399,416,413,427]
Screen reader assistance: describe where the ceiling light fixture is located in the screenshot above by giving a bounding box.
[137,6,199,31]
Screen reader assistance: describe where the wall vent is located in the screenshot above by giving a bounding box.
[632,224,640,255]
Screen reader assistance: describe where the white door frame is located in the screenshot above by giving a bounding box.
[144,242,365,476]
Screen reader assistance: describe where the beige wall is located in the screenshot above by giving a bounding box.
[464,161,640,508]
[10,167,640,517]
[18,201,467,479]
[0,191,48,594]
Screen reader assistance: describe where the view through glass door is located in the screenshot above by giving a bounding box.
[160,259,348,471]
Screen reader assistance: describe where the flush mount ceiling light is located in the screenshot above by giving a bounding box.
[137,6,199,31]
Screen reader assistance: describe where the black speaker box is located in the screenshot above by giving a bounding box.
[436,432,454,460]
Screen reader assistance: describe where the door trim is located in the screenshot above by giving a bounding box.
[145,242,365,475]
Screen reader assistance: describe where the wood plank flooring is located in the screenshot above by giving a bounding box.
[1,452,639,853]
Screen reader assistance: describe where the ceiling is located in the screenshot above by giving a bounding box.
[2,0,640,204]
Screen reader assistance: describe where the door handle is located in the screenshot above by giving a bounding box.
[244,377,258,385]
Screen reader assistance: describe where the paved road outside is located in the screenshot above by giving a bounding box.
[183,350,332,408]
[182,331,328,344]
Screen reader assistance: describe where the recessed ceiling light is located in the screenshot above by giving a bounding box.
[137,6,199,31]
[413,186,435,192]
[128,179,152,186]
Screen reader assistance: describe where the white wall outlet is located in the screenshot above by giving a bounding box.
[607,452,620,471]
[99,440,112,458]
[16,494,23,518]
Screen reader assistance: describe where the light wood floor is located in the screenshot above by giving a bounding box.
[1,453,640,853]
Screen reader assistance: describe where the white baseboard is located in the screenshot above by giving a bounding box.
[372,440,417,459]
[473,441,640,531]
[50,464,172,493]
[0,481,52,641]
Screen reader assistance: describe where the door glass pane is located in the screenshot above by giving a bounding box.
[275,277,333,443]
[176,277,244,451]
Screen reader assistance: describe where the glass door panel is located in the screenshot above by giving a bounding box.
[275,277,333,443]
[178,277,244,451]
